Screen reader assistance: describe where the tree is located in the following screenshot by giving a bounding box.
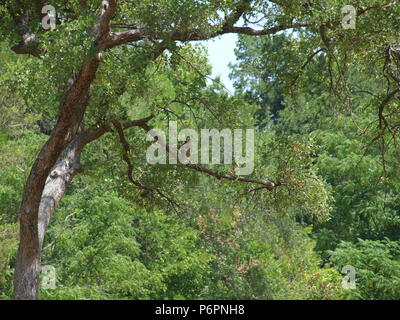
[1,0,399,300]
[230,5,400,299]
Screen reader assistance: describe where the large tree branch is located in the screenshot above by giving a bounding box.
[106,22,310,49]
[220,23,310,36]
[10,0,397,57]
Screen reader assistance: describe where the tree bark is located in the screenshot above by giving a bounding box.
[13,136,84,299]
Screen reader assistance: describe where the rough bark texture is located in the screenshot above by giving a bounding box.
[13,0,118,300]
[13,57,102,299]
[14,139,83,299]
[38,141,83,250]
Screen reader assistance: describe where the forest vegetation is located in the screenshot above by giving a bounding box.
[0,0,399,300]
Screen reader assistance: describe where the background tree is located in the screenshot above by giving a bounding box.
[231,5,400,299]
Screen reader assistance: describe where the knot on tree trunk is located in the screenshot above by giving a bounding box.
[50,170,59,178]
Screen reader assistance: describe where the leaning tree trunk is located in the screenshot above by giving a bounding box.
[13,137,84,299]
[11,2,113,297]
[13,61,101,300]
[12,115,112,299]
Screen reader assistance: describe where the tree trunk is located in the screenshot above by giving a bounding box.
[12,0,118,300]
[13,223,41,300]
[13,139,83,299]
[13,123,113,299]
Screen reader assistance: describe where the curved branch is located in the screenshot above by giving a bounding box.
[106,22,310,49]
[137,123,280,191]
[111,119,180,207]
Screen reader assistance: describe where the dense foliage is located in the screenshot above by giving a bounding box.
[231,29,400,299]
[1,0,399,300]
